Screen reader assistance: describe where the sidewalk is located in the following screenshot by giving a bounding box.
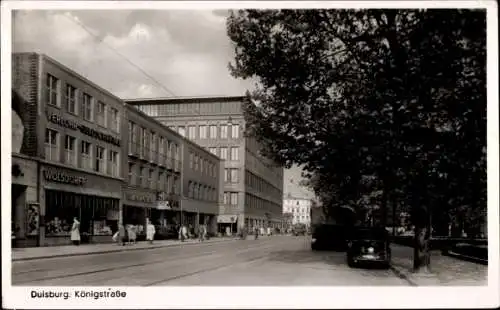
[11,236,238,262]
[11,234,283,262]
[390,245,488,286]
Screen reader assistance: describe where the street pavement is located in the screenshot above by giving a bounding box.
[11,235,487,286]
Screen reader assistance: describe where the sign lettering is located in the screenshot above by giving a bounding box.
[43,169,87,185]
[125,192,155,203]
[47,113,121,146]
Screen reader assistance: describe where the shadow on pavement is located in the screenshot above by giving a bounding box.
[266,248,348,267]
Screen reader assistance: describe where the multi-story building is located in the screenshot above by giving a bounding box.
[283,194,312,228]
[12,53,124,246]
[123,106,222,235]
[126,96,284,234]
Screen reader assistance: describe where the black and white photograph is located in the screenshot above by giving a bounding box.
[1,0,498,308]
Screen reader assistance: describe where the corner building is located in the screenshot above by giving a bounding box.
[126,96,284,234]
[12,53,124,246]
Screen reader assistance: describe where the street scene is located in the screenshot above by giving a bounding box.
[4,3,493,302]
[12,235,487,286]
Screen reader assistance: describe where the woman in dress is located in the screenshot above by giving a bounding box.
[146,220,156,244]
[71,217,81,246]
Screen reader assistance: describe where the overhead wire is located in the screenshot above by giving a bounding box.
[62,13,177,98]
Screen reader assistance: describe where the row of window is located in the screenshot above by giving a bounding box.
[224,168,239,184]
[245,193,281,212]
[45,129,120,177]
[136,101,241,117]
[188,151,217,177]
[223,192,239,206]
[187,181,217,202]
[284,206,310,214]
[46,74,121,133]
[206,146,240,161]
[127,162,180,194]
[245,170,281,200]
[128,121,180,160]
[173,124,240,140]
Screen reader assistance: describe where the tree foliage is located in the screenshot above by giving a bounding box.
[227,9,486,270]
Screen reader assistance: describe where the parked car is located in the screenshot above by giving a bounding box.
[311,224,349,251]
[293,224,307,236]
[346,226,391,268]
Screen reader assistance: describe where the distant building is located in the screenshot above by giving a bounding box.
[283,193,313,228]
[125,96,284,234]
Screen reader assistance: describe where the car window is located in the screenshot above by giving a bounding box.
[350,228,387,240]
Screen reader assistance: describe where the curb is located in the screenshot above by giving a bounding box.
[390,264,418,286]
[12,238,238,262]
[442,250,488,265]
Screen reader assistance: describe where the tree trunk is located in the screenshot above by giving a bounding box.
[413,207,432,273]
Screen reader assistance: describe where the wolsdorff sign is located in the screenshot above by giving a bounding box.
[43,169,87,185]
[47,113,120,146]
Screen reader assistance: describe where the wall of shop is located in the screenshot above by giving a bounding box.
[11,155,39,247]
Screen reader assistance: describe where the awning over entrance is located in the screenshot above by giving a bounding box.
[156,201,172,210]
[217,215,238,223]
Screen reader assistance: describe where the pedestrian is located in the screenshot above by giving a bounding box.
[128,224,137,245]
[146,220,156,244]
[198,225,205,242]
[254,226,259,240]
[70,217,80,246]
[119,224,128,246]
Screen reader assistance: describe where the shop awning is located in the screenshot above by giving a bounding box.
[156,201,172,210]
[217,215,238,223]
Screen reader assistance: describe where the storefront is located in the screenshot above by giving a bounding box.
[122,189,156,238]
[11,155,39,248]
[41,164,122,246]
[217,214,238,236]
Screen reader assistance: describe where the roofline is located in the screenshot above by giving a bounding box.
[125,95,247,105]
[17,52,126,106]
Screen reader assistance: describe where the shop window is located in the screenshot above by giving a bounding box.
[46,74,60,107]
[220,147,228,160]
[220,124,228,139]
[80,141,92,170]
[44,190,78,237]
[82,93,93,121]
[209,125,217,139]
[64,135,77,167]
[45,128,60,161]
[97,101,107,127]
[95,146,105,173]
[199,125,207,139]
[108,150,119,177]
[66,84,78,115]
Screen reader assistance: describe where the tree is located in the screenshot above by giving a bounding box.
[227,9,486,272]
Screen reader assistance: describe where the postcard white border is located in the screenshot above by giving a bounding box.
[1,1,499,309]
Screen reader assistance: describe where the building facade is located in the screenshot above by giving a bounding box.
[126,96,284,234]
[283,194,312,228]
[12,53,124,246]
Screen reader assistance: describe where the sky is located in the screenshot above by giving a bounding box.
[12,9,314,199]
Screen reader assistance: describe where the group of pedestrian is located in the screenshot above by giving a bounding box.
[111,220,156,246]
[178,224,208,242]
